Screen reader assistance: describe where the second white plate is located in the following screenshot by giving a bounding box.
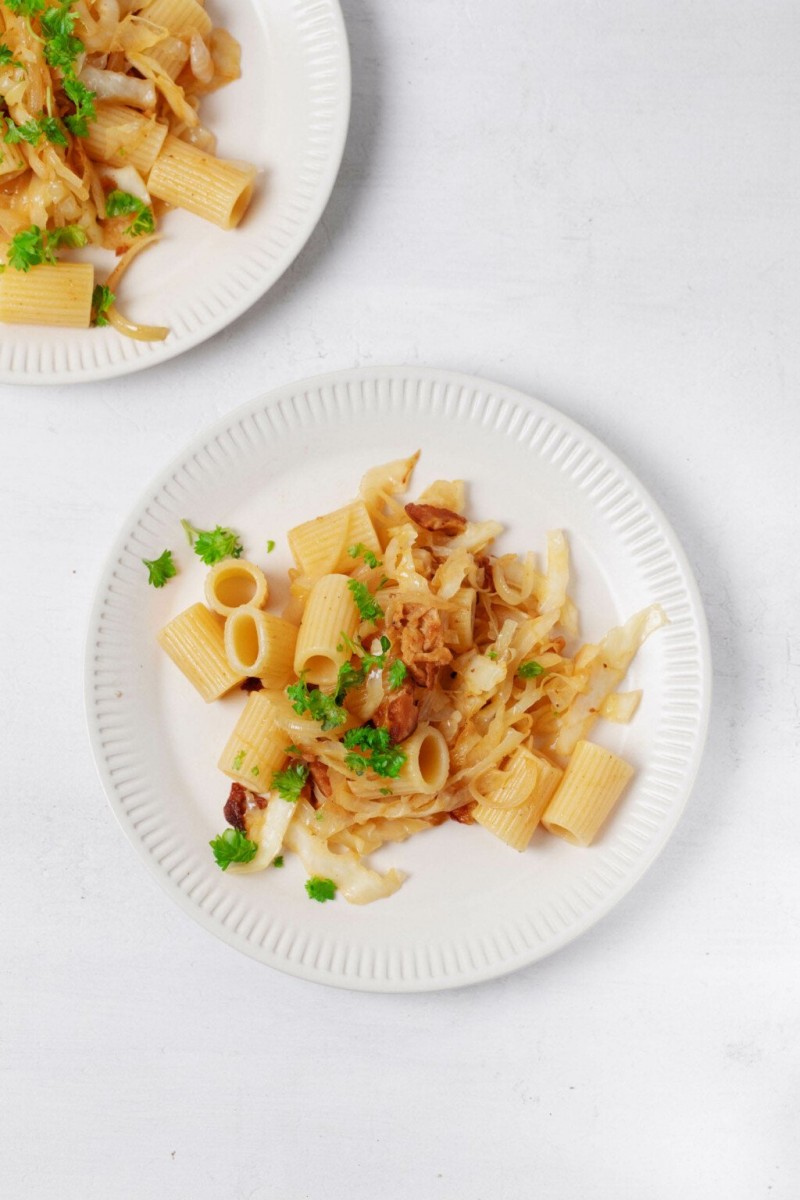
[1,0,350,384]
[86,367,711,990]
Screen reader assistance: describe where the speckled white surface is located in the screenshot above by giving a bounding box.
[1,1,798,1196]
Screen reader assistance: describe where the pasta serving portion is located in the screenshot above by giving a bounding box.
[157,453,668,905]
[0,0,254,337]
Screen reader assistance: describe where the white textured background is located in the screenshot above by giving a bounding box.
[2,1,798,1197]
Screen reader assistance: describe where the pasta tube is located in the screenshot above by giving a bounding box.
[141,0,212,38]
[0,263,94,328]
[148,135,256,229]
[225,609,298,688]
[205,559,268,616]
[542,740,635,846]
[473,749,562,851]
[288,500,382,577]
[84,104,169,174]
[157,603,243,701]
[348,725,450,798]
[218,691,288,788]
[293,573,359,687]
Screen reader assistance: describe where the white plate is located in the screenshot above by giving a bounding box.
[1,0,349,385]
[85,367,711,991]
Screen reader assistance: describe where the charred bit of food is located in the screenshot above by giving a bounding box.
[373,676,419,743]
[388,602,453,689]
[224,782,266,831]
[303,756,333,802]
[450,803,477,825]
[404,502,467,536]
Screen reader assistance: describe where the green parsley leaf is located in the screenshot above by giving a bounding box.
[305,876,336,902]
[40,0,77,40]
[0,43,23,69]
[486,649,498,660]
[104,190,141,218]
[181,519,244,565]
[47,224,86,249]
[273,855,284,868]
[63,76,96,137]
[6,226,48,270]
[91,283,115,327]
[104,189,155,237]
[343,725,407,778]
[266,539,275,553]
[379,787,392,796]
[209,827,258,870]
[4,0,45,17]
[517,660,545,679]
[347,578,384,623]
[44,31,83,74]
[387,659,407,690]
[4,118,44,146]
[38,116,68,147]
[347,542,382,569]
[141,549,176,588]
[284,744,301,755]
[286,675,346,731]
[271,762,309,803]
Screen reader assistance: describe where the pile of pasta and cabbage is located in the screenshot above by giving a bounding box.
[155,454,668,905]
[0,0,255,337]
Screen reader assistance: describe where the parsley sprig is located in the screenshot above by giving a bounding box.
[343,725,407,778]
[286,675,346,731]
[105,189,156,237]
[181,518,244,565]
[3,114,68,147]
[305,876,336,902]
[4,0,46,17]
[517,660,544,679]
[347,542,382,569]
[387,659,407,690]
[347,579,384,623]
[3,223,86,271]
[91,283,115,327]
[0,43,23,69]
[142,549,176,588]
[271,762,309,803]
[209,828,258,870]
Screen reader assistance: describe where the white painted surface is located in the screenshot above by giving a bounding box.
[1,0,797,1195]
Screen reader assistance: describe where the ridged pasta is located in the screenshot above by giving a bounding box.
[148,135,256,229]
[288,500,382,577]
[218,691,288,789]
[157,603,243,702]
[348,725,450,798]
[542,740,635,846]
[473,750,562,850]
[84,104,169,175]
[0,263,94,328]
[293,573,359,687]
[225,609,298,688]
[141,0,212,38]
[205,559,268,617]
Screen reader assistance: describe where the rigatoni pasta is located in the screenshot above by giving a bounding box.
[157,453,667,903]
[157,602,243,701]
[0,0,258,337]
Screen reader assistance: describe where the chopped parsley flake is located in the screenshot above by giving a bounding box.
[4,115,68,148]
[181,518,244,565]
[334,633,393,701]
[104,189,156,237]
[273,855,284,868]
[347,542,382,569]
[4,0,45,17]
[343,725,407,778]
[271,762,309,803]
[305,876,336,902]
[3,223,86,272]
[232,750,246,770]
[0,44,23,69]
[347,579,384,623]
[91,283,115,327]
[266,539,275,553]
[286,675,346,731]
[209,828,258,870]
[486,649,498,660]
[63,76,96,137]
[517,660,545,679]
[141,549,176,588]
[387,659,407,690]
